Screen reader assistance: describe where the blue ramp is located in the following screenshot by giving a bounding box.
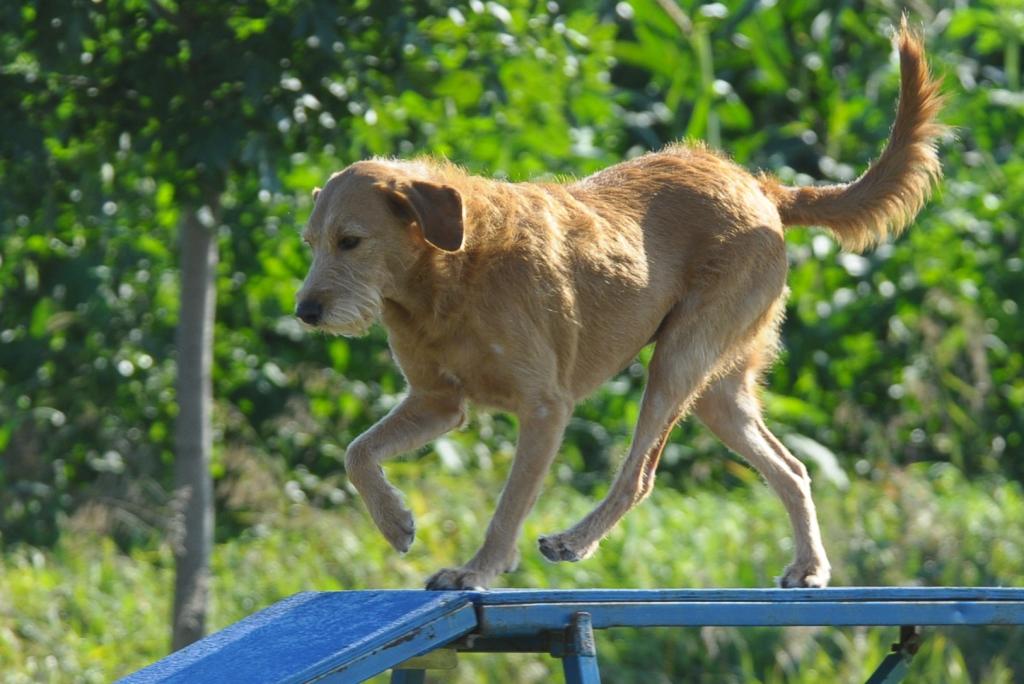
[122,587,1024,684]
[120,591,476,684]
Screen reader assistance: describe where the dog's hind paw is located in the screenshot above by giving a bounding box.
[537,534,597,563]
[424,567,491,591]
[778,561,831,588]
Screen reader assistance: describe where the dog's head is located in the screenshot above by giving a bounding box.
[295,161,464,336]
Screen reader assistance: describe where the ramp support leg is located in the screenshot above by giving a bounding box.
[562,611,601,684]
[390,669,425,684]
[865,625,922,684]
[389,667,425,684]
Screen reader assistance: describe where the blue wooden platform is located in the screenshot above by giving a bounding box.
[121,587,1024,684]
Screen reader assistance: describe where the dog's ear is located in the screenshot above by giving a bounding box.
[378,180,464,252]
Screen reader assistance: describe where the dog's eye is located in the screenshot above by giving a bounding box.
[337,236,361,251]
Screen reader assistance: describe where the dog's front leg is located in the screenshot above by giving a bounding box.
[425,399,570,590]
[345,391,464,553]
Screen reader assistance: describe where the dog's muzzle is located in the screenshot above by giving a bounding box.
[296,299,323,326]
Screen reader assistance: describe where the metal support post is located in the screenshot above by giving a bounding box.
[865,625,922,684]
[389,670,425,684]
[562,612,601,684]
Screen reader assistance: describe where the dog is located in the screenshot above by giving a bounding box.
[295,20,943,590]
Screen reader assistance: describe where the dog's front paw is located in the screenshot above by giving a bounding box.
[371,500,416,553]
[537,533,598,563]
[424,567,492,590]
[504,546,521,573]
[778,560,831,588]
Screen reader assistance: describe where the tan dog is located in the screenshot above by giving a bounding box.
[296,22,943,590]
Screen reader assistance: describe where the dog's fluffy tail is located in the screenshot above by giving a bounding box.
[759,18,945,253]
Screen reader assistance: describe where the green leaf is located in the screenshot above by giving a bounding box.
[29,298,54,338]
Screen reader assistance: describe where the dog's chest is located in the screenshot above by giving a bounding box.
[436,342,522,412]
[387,320,523,411]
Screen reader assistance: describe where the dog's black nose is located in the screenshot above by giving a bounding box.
[296,299,322,325]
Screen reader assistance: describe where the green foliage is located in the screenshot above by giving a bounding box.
[1,0,1023,680]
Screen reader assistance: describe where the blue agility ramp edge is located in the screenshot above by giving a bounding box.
[120,591,477,684]
[121,587,1024,684]
[472,586,1024,634]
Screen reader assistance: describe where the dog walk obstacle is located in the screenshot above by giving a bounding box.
[122,587,1024,684]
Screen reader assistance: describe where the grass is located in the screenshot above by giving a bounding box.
[2,463,1023,682]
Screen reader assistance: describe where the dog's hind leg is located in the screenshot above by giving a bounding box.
[345,390,465,553]
[694,363,831,587]
[538,296,752,563]
[538,228,790,566]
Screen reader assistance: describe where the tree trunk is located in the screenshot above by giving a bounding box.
[171,203,218,651]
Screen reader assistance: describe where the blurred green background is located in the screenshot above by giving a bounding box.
[2,0,1023,681]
